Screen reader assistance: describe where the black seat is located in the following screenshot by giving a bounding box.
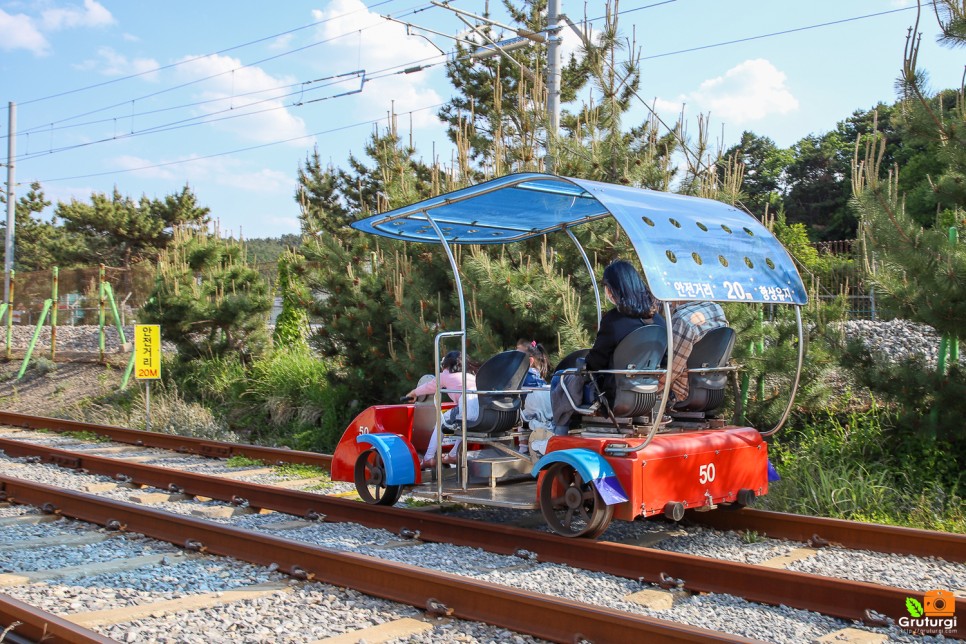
[672,326,736,413]
[552,348,589,375]
[463,350,530,438]
[607,325,668,418]
[410,374,438,453]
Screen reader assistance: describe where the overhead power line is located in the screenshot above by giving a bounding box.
[14,1,434,135]
[12,1,929,183]
[30,103,445,184]
[15,0,403,108]
[641,4,924,60]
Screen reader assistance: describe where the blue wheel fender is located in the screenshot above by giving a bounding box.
[531,449,628,506]
[356,433,416,486]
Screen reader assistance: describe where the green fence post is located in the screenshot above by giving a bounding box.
[5,269,14,361]
[17,299,52,380]
[104,282,127,345]
[120,350,136,390]
[50,267,59,361]
[98,264,106,363]
[756,307,766,402]
[951,227,960,368]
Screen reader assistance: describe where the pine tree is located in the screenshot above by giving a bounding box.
[141,227,271,361]
[300,116,456,405]
[55,185,210,268]
[852,0,966,342]
[272,249,310,349]
[849,1,965,455]
[0,182,65,271]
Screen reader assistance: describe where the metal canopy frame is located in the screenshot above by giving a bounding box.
[351,173,808,463]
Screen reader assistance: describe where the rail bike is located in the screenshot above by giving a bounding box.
[331,173,807,537]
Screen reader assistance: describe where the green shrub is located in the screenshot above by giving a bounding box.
[765,405,964,532]
[241,346,355,452]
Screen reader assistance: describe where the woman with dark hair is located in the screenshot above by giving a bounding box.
[551,260,663,431]
[406,350,478,468]
[584,260,663,372]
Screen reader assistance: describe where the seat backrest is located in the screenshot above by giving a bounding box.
[609,324,667,417]
[674,326,736,413]
[465,350,529,436]
[410,374,437,453]
[552,348,590,375]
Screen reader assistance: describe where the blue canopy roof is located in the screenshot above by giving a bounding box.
[351,173,807,305]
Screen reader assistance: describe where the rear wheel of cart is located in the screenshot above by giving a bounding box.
[539,462,613,538]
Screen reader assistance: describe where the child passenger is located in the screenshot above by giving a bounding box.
[516,339,550,388]
[517,340,552,455]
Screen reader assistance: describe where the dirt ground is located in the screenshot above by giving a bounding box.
[0,357,126,417]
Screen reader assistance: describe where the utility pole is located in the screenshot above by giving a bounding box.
[4,102,15,304]
[428,0,562,134]
[546,0,562,135]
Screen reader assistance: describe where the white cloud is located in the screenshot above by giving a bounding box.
[671,59,799,125]
[74,46,159,80]
[110,154,294,196]
[40,0,114,31]
[110,155,178,181]
[0,9,50,55]
[311,0,445,128]
[0,1,114,56]
[269,33,295,51]
[173,54,309,145]
[215,167,293,194]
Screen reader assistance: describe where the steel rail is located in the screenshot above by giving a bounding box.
[1,417,962,564]
[0,410,331,469]
[0,476,753,644]
[684,507,966,563]
[2,437,962,635]
[0,593,114,644]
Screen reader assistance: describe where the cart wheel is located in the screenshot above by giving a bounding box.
[539,462,614,538]
[354,449,403,506]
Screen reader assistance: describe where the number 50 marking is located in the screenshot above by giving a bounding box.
[699,463,716,484]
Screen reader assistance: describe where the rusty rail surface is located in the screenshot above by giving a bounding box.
[0,410,331,469]
[1,412,961,563]
[0,476,753,644]
[1,437,962,636]
[0,593,114,644]
[685,508,966,563]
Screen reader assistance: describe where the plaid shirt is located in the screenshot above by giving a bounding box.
[662,301,729,402]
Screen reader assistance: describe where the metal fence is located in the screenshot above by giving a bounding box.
[4,263,155,326]
[807,239,876,320]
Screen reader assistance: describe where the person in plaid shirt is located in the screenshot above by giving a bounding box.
[662,301,729,404]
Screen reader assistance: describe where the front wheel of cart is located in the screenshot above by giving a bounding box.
[354,448,403,506]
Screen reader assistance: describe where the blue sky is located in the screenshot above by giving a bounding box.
[1,0,962,239]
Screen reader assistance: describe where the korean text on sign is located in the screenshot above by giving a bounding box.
[134,324,161,380]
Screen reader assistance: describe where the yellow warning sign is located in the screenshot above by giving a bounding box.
[134,324,161,380]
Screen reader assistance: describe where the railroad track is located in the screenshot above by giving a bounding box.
[3,477,741,643]
[1,411,961,561]
[1,414,964,642]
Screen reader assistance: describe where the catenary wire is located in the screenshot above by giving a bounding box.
[12,1,436,134]
[13,0,404,108]
[20,2,928,182]
[33,103,445,184]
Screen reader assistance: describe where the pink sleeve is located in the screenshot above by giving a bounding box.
[411,378,437,398]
